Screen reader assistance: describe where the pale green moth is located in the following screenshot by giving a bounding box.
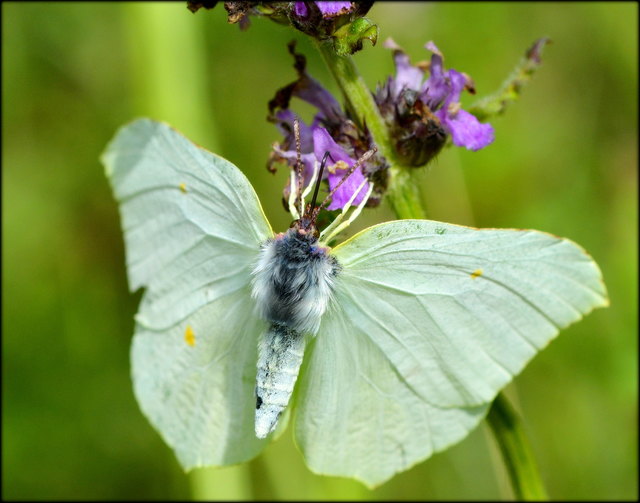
[102,118,608,487]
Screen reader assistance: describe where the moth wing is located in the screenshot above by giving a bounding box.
[102,119,273,469]
[296,219,608,486]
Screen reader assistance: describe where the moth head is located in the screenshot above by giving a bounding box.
[290,214,319,239]
[287,118,376,238]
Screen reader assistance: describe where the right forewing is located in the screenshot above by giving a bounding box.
[294,219,607,486]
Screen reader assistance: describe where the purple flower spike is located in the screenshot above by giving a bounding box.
[190,2,374,53]
[269,42,386,213]
[268,42,343,125]
[313,127,369,210]
[270,111,318,187]
[376,38,495,164]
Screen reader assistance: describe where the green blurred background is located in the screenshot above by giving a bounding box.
[3,2,637,500]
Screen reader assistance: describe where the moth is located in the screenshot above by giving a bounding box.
[103,118,607,487]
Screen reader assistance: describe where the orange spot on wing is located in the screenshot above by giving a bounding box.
[179,183,187,193]
[471,269,483,279]
[184,325,196,346]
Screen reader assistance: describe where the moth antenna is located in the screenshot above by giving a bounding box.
[308,151,332,217]
[313,147,377,218]
[293,118,304,216]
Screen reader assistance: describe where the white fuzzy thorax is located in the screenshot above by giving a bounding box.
[251,234,337,334]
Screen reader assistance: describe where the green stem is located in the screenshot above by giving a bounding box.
[313,39,397,166]
[313,39,424,219]
[314,39,548,501]
[385,167,426,220]
[487,394,549,500]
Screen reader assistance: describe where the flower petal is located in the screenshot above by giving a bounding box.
[315,1,354,17]
[440,69,468,108]
[275,110,315,153]
[294,75,343,123]
[294,1,354,19]
[384,38,424,98]
[312,127,354,166]
[312,127,370,210]
[437,108,494,151]
[421,44,448,109]
[272,144,318,184]
[294,2,309,17]
[327,165,368,210]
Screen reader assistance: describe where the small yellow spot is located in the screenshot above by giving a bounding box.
[471,269,483,279]
[184,325,196,346]
[179,183,187,193]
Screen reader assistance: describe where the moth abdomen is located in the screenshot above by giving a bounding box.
[255,322,306,438]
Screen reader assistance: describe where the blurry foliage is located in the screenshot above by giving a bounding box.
[2,2,637,500]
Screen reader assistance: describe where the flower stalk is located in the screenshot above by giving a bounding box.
[314,38,427,218]
[313,38,548,500]
[487,394,549,500]
[385,167,427,219]
[313,39,398,166]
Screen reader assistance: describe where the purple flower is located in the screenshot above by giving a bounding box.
[289,1,373,37]
[268,42,387,212]
[312,127,370,210]
[423,42,495,151]
[270,109,318,188]
[383,38,425,101]
[375,38,494,165]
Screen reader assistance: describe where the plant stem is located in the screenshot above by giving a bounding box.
[385,167,426,220]
[314,39,425,219]
[487,394,549,500]
[313,39,398,166]
[468,38,551,122]
[314,40,549,501]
